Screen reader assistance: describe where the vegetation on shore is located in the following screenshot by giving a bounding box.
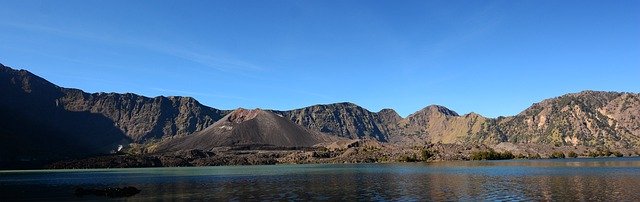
[470,149,514,160]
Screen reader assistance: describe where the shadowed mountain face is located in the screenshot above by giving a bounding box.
[0,64,226,168]
[0,64,129,168]
[156,108,334,151]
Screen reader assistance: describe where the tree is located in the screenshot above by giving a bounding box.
[549,151,565,159]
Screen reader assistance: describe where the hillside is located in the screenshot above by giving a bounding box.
[498,91,640,148]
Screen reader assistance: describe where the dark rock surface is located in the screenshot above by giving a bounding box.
[155,109,338,151]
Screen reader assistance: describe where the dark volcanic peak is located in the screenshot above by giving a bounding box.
[222,108,262,124]
[156,109,329,151]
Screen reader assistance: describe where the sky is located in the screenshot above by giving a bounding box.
[0,0,639,118]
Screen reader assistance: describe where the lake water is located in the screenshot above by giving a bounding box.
[2,158,640,201]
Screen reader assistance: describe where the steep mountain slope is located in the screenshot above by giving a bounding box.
[498,91,640,148]
[0,64,128,168]
[274,102,393,141]
[156,109,334,151]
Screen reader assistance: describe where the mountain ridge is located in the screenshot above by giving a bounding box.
[2,63,639,168]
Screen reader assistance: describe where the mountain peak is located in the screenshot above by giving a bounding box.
[326,102,361,108]
[223,108,264,124]
[420,105,459,116]
[378,108,398,115]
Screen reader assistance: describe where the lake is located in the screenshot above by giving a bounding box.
[2,158,640,201]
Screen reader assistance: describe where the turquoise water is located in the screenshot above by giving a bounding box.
[2,158,640,201]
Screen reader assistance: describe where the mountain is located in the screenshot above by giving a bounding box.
[274,102,394,141]
[386,92,640,148]
[0,63,226,168]
[155,108,334,151]
[498,91,640,148]
[0,64,127,168]
[61,89,226,141]
[2,62,640,168]
[391,105,505,145]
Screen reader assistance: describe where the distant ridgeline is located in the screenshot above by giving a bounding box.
[1,63,639,168]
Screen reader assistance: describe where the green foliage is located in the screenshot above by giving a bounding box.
[549,151,565,159]
[567,151,578,158]
[470,149,514,160]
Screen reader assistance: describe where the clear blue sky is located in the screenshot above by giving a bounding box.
[1,0,638,118]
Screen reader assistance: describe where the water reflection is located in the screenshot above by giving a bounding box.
[1,158,640,201]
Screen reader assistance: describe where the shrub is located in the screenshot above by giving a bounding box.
[567,151,578,158]
[399,154,419,162]
[470,149,514,160]
[421,149,434,160]
[528,153,541,159]
[613,151,623,157]
[500,151,514,159]
[549,151,565,159]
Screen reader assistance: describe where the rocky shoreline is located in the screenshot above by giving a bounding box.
[46,141,640,169]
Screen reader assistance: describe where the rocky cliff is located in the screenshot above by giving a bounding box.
[60,89,226,141]
[274,102,393,141]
